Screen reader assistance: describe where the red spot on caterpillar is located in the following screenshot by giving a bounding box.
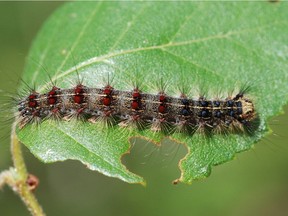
[28,101,37,108]
[74,85,85,104]
[29,94,37,100]
[47,86,59,105]
[159,93,167,113]
[132,88,141,99]
[103,85,113,95]
[48,97,57,105]
[102,97,111,106]
[131,89,141,110]
[131,101,139,110]
[133,92,140,98]
[102,85,113,106]
[28,93,38,108]
[74,95,84,104]
[159,95,166,102]
[75,85,84,94]
[158,105,166,113]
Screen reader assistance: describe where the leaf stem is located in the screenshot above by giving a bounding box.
[0,123,46,216]
[11,123,28,179]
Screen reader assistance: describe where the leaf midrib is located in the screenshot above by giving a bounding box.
[32,2,103,84]
[38,20,284,92]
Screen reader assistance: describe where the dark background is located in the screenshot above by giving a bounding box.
[0,2,288,216]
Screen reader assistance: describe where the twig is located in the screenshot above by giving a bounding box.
[0,123,46,216]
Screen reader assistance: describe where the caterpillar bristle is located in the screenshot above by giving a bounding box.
[11,77,258,138]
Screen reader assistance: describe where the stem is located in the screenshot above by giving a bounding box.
[11,123,28,179]
[0,123,46,216]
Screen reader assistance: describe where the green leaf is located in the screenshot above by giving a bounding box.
[17,2,288,184]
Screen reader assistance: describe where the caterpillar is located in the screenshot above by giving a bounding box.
[17,83,257,136]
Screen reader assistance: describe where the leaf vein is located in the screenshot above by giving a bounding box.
[48,122,129,177]
[108,4,149,52]
[40,21,283,91]
[55,2,103,76]
[160,48,224,81]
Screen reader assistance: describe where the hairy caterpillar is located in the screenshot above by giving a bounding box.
[17,82,257,136]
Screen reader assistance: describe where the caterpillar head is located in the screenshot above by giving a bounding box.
[239,97,255,121]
